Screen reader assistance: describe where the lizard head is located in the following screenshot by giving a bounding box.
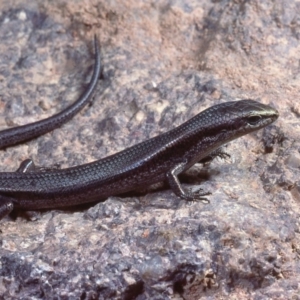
[216,99,279,136]
[185,99,279,153]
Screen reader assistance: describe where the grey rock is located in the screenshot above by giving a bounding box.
[0,1,299,299]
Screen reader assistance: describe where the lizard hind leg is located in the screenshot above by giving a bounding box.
[16,158,61,173]
[16,159,36,173]
[0,197,14,220]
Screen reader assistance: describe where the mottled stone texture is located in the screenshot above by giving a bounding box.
[0,0,299,299]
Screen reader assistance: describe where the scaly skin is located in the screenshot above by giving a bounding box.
[0,99,278,219]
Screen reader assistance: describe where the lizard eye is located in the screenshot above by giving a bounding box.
[247,115,261,126]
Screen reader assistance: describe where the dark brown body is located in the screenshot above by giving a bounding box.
[0,100,278,216]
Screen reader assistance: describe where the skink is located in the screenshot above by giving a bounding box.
[0,36,101,149]
[0,98,278,219]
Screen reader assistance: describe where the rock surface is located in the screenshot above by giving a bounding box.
[0,0,299,299]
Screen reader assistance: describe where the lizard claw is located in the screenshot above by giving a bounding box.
[181,188,211,203]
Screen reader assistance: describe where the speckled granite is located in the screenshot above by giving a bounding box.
[0,0,299,299]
